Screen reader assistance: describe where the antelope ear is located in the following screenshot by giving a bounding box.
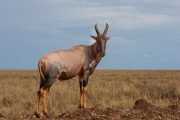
[91,35,97,40]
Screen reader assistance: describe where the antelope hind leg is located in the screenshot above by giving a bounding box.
[34,88,48,118]
[34,90,41,118]
[40,88,49,117]
[39,77,57,117]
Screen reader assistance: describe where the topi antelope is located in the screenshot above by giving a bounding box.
[35,23,110,117]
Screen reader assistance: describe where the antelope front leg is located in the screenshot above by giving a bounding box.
[79,76,84,108]
[82,69,90,108]
[83,84,88,108]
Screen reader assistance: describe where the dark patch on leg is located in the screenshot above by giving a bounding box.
[41,79,56,90]
[83,70,90,87]
[39,78,46,89]
[83,80,88,87]
[79,80,83,90]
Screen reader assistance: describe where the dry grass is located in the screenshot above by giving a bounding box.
[0,70,180,118]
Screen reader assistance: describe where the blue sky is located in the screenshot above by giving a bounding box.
[0,0,180,70]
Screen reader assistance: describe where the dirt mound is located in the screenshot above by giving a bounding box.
[167,104,180,110]
[133,99,154,110]
[124,99,180,120]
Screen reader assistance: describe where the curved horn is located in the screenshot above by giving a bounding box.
[103,22,109,35]
[95,23,100,35]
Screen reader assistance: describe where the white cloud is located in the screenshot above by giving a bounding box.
[106,7,178,29]
[50,5,180,30]
[144,54,151,57]
[110,37,136,45]
[1,1,180,31]
[114,14,180,29]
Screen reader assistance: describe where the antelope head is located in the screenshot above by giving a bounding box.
[91,23,110,57]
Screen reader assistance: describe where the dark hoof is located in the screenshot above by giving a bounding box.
[33,112,40,118]
[42,112,49,118]
[79,105,84,109]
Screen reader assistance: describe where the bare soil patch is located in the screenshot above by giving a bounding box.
[0,99,180,120]
[13,99,178,120]
[55,99,180,120]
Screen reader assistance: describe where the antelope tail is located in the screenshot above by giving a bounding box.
[38,61,45,80]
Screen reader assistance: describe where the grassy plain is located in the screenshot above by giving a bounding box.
[0,70,179,118]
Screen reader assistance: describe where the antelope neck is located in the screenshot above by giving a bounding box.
[90,42,101,62]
